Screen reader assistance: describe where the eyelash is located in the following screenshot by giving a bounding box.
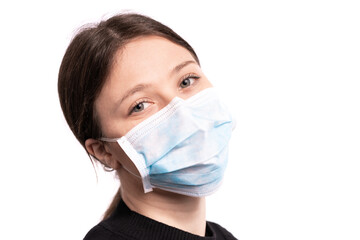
[179,74,200,89]
[129,98,152,115]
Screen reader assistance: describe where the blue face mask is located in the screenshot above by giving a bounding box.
[102,88,235,197]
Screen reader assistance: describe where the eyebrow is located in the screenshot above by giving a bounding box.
[115,83,151,110]
[171,60,197,76]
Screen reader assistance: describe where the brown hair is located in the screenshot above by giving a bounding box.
[58,13,200,219]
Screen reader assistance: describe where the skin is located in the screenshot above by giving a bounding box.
[85,35,212,236]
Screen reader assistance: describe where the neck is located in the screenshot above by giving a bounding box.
[120,172,207,236]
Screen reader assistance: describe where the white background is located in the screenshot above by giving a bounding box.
[1,0,359,239]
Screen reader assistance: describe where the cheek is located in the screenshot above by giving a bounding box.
[122,122,139,135]
[95,104,136,138]
[105,121,133,138]
[199,77,213,91]
[111,118,145,137]
[97,117,127,139]
[99,108,157,138]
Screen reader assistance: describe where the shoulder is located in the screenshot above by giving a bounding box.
[207,221,238,240]
[83,221,135,240]
[83,224,112,240]
[83,222,133,240]
[83,222,129,240]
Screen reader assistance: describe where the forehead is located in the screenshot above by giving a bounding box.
[100,35,196,98]
[111,35,195,80]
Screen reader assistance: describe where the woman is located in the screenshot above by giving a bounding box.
[58,13,237,239]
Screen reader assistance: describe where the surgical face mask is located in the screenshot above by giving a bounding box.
[102,88,235,197]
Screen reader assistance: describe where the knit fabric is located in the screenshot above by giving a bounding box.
[84,200,237,240]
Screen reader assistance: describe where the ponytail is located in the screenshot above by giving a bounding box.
[103,187,122,220]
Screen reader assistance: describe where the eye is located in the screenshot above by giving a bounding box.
[180,75,200,89]
[130,101,152,114]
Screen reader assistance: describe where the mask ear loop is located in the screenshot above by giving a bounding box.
[121,165,142,179]
[99,137,142,179]
[99,137,119,142]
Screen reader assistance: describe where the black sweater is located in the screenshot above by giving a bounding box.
[84,200,237,240]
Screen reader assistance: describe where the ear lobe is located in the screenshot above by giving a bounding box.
[85,139,112,164]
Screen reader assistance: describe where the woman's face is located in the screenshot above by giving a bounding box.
[95,35,212,138]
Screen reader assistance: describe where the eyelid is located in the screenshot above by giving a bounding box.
[129,98,153,115]
[181,73,200,80]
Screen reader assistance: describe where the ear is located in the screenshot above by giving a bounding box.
[85,139,120,169]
